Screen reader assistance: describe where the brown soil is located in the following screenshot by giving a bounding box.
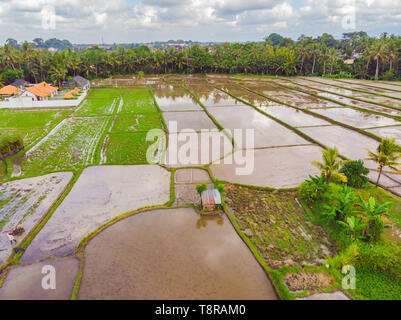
[224,184,336,268]
[284,272,332,292]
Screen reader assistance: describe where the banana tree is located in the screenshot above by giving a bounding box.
[337,216,368,241]
[323,185,358,221]
[358,196,393,241]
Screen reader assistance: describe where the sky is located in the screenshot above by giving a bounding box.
[0,0,400,44]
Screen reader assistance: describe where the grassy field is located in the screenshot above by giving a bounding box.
[101,87,165,164]
[0,109,71,129]
[21,117,108,175]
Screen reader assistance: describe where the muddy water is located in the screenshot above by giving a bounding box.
[311,107,400,129]
[345,79,401,92]
[262,89,339,109]
[356,94,401,109]
[366,126,401,145]
[153,92,203,111]
[310,78,392,94]
[206,105,309,148]
[20,165,171,263]
[78,208,278,300]
[163,111,218,132]
[218,85,279,107]
[211,145,322,188]
[0,258,78,300]
[0,172,73,264]
[300,126,379,163]
[258,105,331,127]
[163,131,233,167]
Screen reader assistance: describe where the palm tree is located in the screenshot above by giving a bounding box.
[365,138,401,188]
[319,45,329,75]
[369,38,388,80]
[308,43,319,74]
[328,48,338,74]
[298,41,308,75]
[387,37,397,72]
[312,147,343,184]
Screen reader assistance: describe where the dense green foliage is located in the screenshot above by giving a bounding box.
[196,183,208,195]
[300,177,401,299]
[1,32,401,87]
[298,175,328,204]
[339,160,370,188]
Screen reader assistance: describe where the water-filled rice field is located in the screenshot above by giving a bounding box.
[1,75,400,300]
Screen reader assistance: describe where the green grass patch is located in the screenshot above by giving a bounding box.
[120,88,158,114]
[0,109,70,129]
[102,132,154,164]
[74,97,117,116]
[110,113,162,133]
[354,266,401,300]
[20,117,107,176]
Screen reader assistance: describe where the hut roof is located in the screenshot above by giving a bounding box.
[10,79,31,87]
[201,189,222,207]
[0,85,19,95]
[27,82,58,97]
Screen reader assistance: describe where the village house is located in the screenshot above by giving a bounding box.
[10,79,32,89]
[63,76,90,91]
[26,82,58,101]
[0,85,19,98]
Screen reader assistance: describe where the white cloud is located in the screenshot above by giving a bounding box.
[0,0,400,43]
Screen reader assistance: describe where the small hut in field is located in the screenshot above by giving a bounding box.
[201,189,222,211]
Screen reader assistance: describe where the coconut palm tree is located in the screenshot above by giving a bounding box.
[312,147,343,184]
[369,38,388,80]
[308,42,319,74]
[328,48,338,74]
[387,37,397,72]
[365,138,401,188]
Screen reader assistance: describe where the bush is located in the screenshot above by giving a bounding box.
[381,70,394,81]
[214,179,225,194]
[327,243,359,270]
[367,218,384,243]
[196,183,208,195]
[298,175,328,204]
[339,160,369,188]
[358,240,401,276]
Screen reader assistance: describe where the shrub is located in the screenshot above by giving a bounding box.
[339,160,369,188]
[358,240,401,276]
[381,70,394,81]
[327,243,359,270]
[214,179,225,194]
[298,175,328,204]
[323,185,358,221]
[196,183,208,195]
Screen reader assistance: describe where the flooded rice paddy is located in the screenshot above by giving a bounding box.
[1,75,401,299]
[210,145,322,188]
[78,208,278,300]
[206,105,309,148]
[0,258,78,300]
[163,111,218,132]
[311,107,399,128]
[20,165,170,262]
[0,172,72,264]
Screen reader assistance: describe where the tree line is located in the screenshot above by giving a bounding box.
[1,32,400,86]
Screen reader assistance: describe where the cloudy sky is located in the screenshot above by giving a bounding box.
[0,0,400,44]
